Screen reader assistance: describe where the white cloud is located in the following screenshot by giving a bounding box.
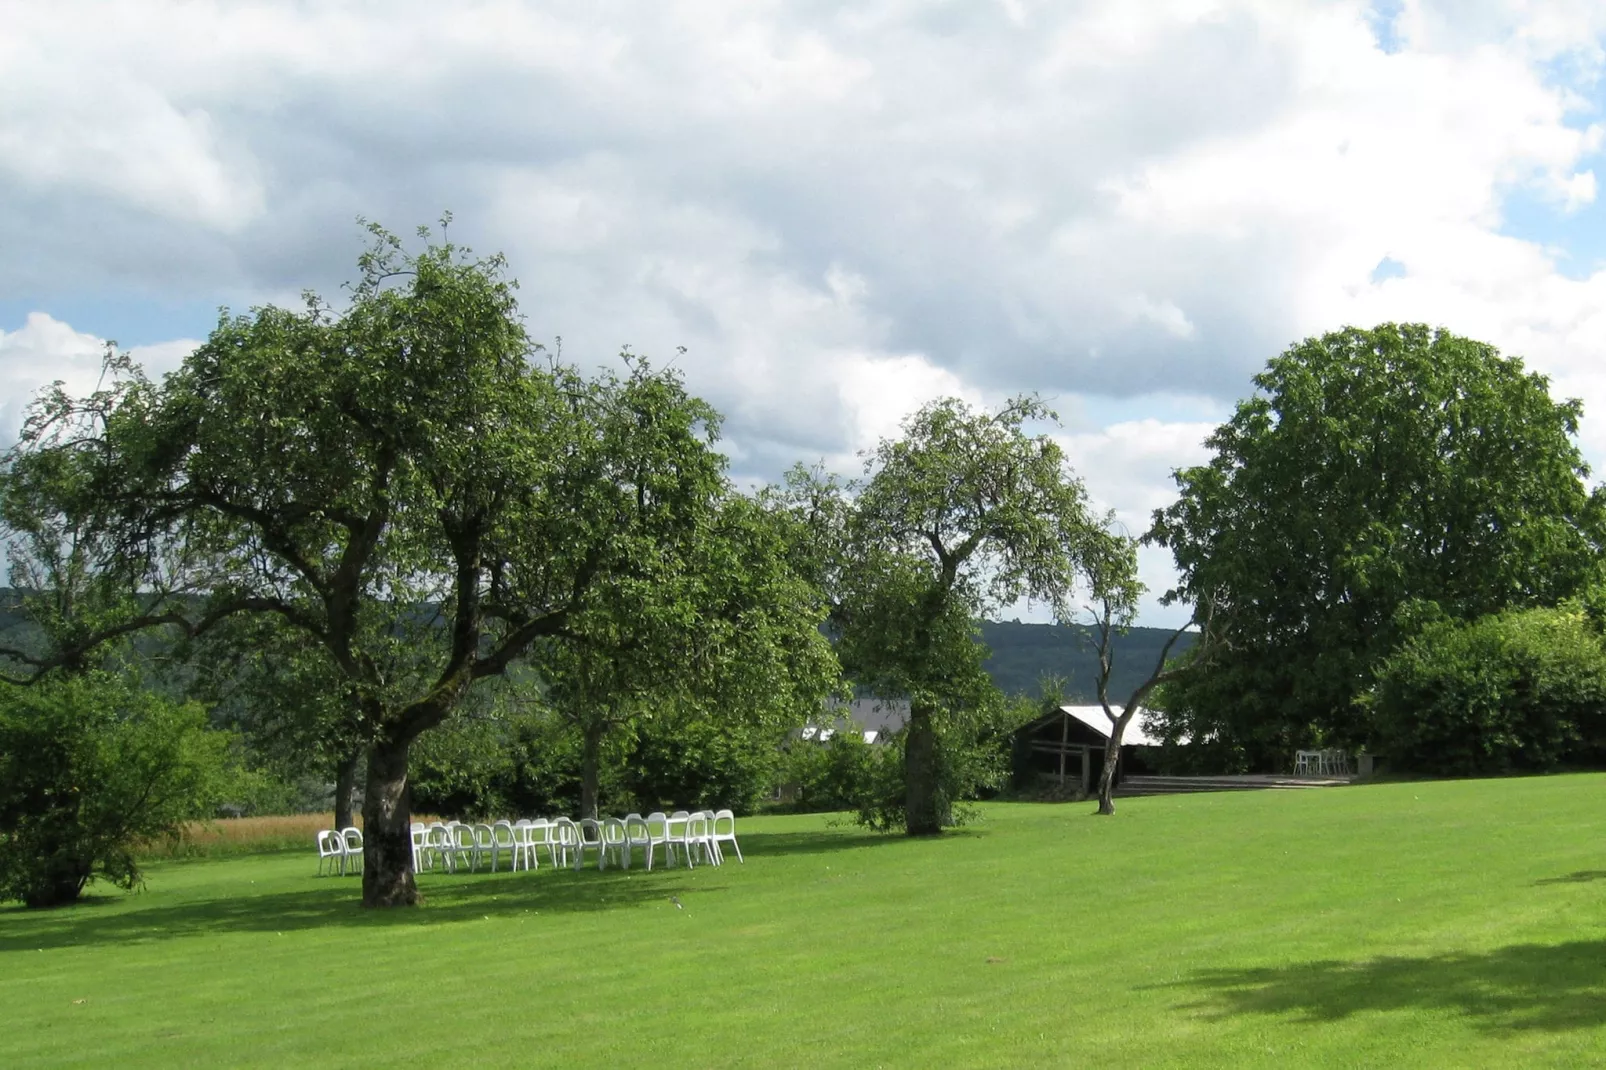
[0,314,197,445]
[6,0,1606,624]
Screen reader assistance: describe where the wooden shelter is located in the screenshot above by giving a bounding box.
[1014,705,1161,796]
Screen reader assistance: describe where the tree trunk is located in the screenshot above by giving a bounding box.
[579,721,604,821]
[904,702,947,835]
[361,736,419,907]
[1095,741,1120,815]
[22,855,91,908]
[333,747,362,831]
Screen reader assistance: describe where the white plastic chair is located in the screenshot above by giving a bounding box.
[549,818,581,870]
[664,811,692,868]
[426,824,454,872]
[528,819,556,868]
[472,823,497,871]
[509,820,536,872]
[711,809,743,863]
[490,821,517,872]
[685,812,716,867]
[317,830,343,876]
[444,823,476,872]
[644,812,672,871]
[624,814,651,869]
[601,817,630,870]
[338,827,364,876]
[1294,750,1320,776]
[577,818,606,870]
[410,822,432,872]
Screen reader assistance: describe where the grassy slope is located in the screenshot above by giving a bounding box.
[4,775,1605,1068]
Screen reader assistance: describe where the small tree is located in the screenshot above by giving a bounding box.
[798,396,1119,835]
[0,673,230,907]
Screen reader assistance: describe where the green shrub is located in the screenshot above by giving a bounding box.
[1369,605,1606,775]
[0,674,231,907]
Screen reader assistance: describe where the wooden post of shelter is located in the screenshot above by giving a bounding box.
[1080,747,1091,799]
[1057,711,1070,786]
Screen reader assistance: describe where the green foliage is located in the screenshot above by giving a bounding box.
[1369,605,1606,775]
[622,705,787,816]
[781,396,1125,832]
[1150,324,1606,769]
[0,675,230,907]
[779,730,881,813]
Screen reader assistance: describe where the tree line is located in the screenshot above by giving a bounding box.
[3,225,1603,909]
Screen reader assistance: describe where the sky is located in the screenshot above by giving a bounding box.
[5,0,1606,627]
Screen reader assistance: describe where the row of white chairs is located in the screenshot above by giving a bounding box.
[316,827,364,876]
[409,810,743,874]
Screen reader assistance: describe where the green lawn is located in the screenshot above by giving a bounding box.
[5,776,1606,1068]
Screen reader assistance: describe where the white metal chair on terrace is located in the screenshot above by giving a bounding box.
[602,817,630,870]
[1294,749,1321,776]
[664,811,692,868]
[644,812,672,871]
[577,818,606,870]
[711,809,743,863]
[317,830,344,876]
[685,812,717,867]
[338,827,364,876]
[549,818,581,870]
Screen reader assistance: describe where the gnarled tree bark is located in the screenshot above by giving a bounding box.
[904,702,946,835]
[360,735,418,907]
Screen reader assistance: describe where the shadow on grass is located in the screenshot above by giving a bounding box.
[0,826,904,951]
[1534,870,1606,886]
[1156,940,1606,1034]
[0,865,728,953]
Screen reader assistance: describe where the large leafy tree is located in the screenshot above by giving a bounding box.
[1148,323,1606,768]
[4,225,735,906]
[533,370,838,819]
[794,397,1122,835]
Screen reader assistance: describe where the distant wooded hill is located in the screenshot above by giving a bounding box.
[0,591,1193,707]
[977,620,1196,704]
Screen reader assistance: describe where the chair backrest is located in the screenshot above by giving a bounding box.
[670,810,690,820]
[686,812,709,839]
[625,814,650,842]
[492,821,516,847]
[474,823,495,849]
[411,825,429,846]
[453,824,475,848]
[646,812,668,841]
[527,818,551,844]
[603,817,627,845]
[317,830,339,856]
[552,817,580,846]
[713,809,736,836]
[578,818,603,846]
[427,825,450,847]
[340,827,363,852]
[410,822,425,832]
